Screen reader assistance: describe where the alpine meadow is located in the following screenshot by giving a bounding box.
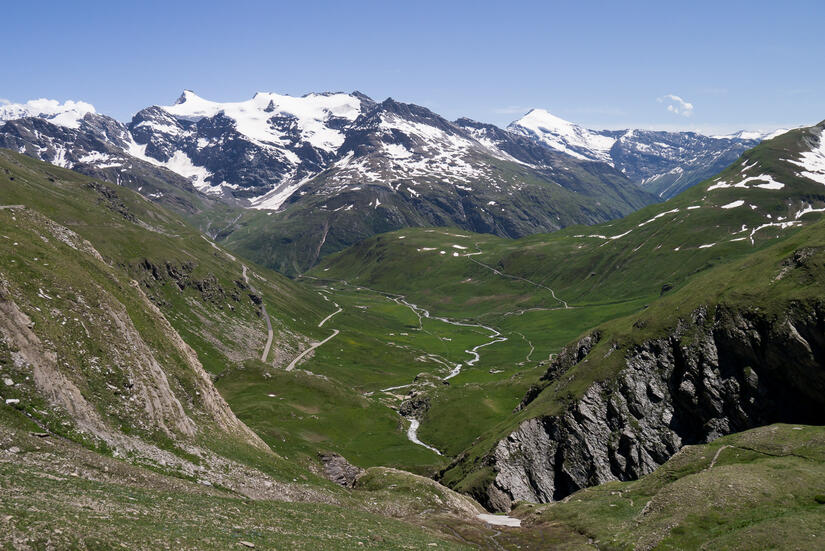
[2,1,825,549]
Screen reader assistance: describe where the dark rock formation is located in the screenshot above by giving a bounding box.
[479,301,825,511]
[319,453,363,488]
[399,393,431,419]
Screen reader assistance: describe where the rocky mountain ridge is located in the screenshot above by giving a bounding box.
[508,108,783,198]
[2,93,664,273]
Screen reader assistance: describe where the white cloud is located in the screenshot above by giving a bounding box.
[0,98,9,105]
[658,94,694,117]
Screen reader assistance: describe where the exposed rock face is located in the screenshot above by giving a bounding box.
[483,301,825,511]
[319,453,363,488]
[399,393,431,419]
[0,114,207,215]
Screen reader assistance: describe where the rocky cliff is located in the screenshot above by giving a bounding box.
[479,299,825,511]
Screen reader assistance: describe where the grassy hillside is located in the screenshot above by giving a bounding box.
[514,424,825,550]
[0,149,530,549]
[0,409,483,550]
[0,148,335,484]
[316,124,825,312]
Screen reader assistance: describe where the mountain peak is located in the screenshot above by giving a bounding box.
[511,108,578,133]
[508,107,615,164]
[174,89,202,105]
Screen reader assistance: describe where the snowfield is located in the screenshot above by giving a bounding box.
[0,98,96,129]
[162,90,363,152]
[788,129,825,185]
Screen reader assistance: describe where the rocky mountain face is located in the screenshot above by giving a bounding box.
[127,90,373,202]
[236,97,660,273]
[0,105,213,215]
[0,92,777,273]
[508,109,771,198]
[483,299,825,511]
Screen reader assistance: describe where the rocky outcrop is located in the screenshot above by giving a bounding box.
[481,301,825,511]
[319,452,363,487]
[399,392,430,419]
[134,259,234,306]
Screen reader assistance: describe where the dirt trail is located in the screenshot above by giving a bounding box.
[285,329,340,371]
[707,445,733,470]
[242,265,273,363]
[285,302,343,371]
[318,306,342,328]
[467,256,569,309]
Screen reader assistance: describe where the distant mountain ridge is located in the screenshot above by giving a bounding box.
[507,108,784,198]
[0,91,774,273]
[0,92,771,204]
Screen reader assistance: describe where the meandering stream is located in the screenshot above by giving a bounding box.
[390,297,508,453]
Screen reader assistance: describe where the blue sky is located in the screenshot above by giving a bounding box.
[3,0,824,133]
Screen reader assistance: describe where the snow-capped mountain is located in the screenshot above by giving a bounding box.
[230,97,654,274]
[0,101,211,214]
[0,90,780,273]
[507,109,617,164]
[127,90,373,203]
[508,109,771,199]
[0,99,96,129]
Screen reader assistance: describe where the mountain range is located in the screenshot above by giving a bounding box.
[1,90,824,549]
[0,92,772,273]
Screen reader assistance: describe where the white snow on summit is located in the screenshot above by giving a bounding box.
[0,98,96,129]
[161,90,363,151]
[507,109,616,164]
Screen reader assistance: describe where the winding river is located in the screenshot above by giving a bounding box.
[389,297,508,454]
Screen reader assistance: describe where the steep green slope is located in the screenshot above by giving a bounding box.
[0,148,335,485]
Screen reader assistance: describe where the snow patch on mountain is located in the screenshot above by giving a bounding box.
[787,129,825,185]
[708,174,785,191]
[0,99,96,129]
[251,176,313,210]
[162,90,363,152]
[127,139,212,191]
